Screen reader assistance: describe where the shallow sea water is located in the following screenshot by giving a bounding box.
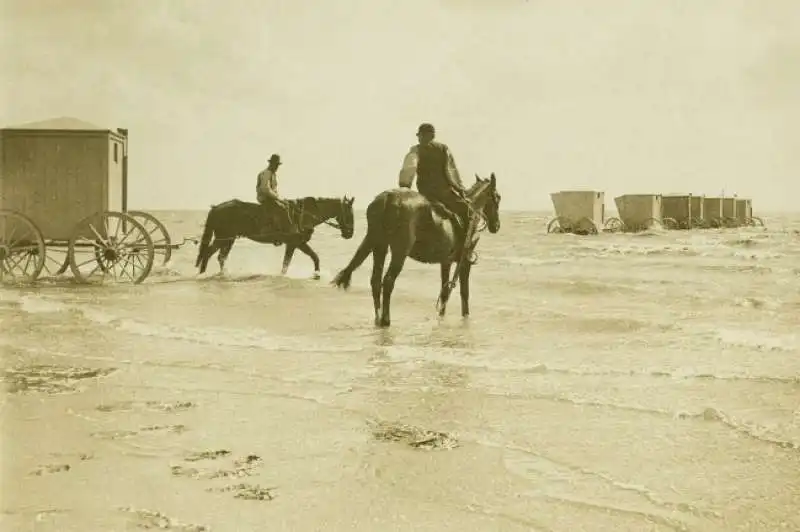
[2,210,799,531]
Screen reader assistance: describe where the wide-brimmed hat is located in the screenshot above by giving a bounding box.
[417,123,435,135]
[269,154,282,165]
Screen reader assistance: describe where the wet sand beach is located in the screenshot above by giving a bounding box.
[2,211,800,531]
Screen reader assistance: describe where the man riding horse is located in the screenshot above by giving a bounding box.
[256,153,301,241]
[398,123,473,258]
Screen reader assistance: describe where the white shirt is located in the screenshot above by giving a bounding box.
[257,168,278,202]
[398,146,419,188]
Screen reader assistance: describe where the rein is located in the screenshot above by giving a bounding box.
[434,185,493,311]
[292,200,349,231]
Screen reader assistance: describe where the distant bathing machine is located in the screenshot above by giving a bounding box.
[546,190,764,235]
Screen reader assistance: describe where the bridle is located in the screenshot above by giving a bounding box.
[294,198,353,235]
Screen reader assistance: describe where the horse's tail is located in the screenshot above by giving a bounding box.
[332,193,391,290]
[194,207,216,269]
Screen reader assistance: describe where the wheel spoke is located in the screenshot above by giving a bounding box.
[119,256,137,282]
[3,225,19,247]
[69,212,154,284]
[128,211,172,265]
[88,223,108,246]
[0,211,46,283]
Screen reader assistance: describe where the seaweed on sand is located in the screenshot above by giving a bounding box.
[367,419,459,450]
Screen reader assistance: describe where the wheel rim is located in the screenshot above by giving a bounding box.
[604,217,624,232]
[68,212,155,284]
[547,218,564,234]
[127,210,172,265]
[0,210,46,283]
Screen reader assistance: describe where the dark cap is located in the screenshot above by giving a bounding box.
[269,154,282,164]
[417,123,435,135]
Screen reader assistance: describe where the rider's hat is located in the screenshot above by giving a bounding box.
[417,123,435,135]
[269,154,282,165]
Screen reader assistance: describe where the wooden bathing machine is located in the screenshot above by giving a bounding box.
[612,194,662,232]
[547,190,605,235]
[703,197,724,227]
[0,117,127,241]
[734,198,751,225]
[660,194,694,229]
[721,197,738,226]
[0,116,183,285]
[689,195,705,227]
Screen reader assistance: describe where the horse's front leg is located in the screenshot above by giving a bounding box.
[437,261,453,317]
[296,242,321,279]
[459,261,472,317]
[281,244,296,275]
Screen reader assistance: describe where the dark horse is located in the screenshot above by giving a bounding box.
[332,174,501,327]
[195,196,355,277]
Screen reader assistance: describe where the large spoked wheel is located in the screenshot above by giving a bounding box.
[546,217,569,234]
[68,211,155,284]
[722,217,739,228]
[603,217,625,233]
[662,217,679,230]
[127,210,173,265]
[0,210,46,284]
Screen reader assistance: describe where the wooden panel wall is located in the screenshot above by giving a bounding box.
[1,131,109,241]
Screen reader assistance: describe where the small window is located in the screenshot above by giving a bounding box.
[114,143,119,163]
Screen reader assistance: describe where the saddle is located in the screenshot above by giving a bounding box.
[257,199,303,246]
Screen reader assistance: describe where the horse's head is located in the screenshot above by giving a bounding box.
[337,196,356,239]
[472,173,501,234]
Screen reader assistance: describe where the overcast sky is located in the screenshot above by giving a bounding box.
[2,0,798,211]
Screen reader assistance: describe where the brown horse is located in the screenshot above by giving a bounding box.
[195,196,355,277]
[332,173,501,327]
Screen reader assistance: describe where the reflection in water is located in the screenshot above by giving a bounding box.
[372,328,395,347]
[361,317,475,450]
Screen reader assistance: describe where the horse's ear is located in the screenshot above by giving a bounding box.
[347,196,355,205]
[474,173,481,183]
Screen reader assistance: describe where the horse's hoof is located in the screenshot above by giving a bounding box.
[312,272,321,280]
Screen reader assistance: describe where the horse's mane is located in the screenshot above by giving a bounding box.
[288,196,342,206]
[466,177,493,197]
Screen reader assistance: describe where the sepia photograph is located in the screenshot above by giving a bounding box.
[2,0,798,530]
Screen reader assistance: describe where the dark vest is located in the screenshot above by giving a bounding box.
[415,141,450,197]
